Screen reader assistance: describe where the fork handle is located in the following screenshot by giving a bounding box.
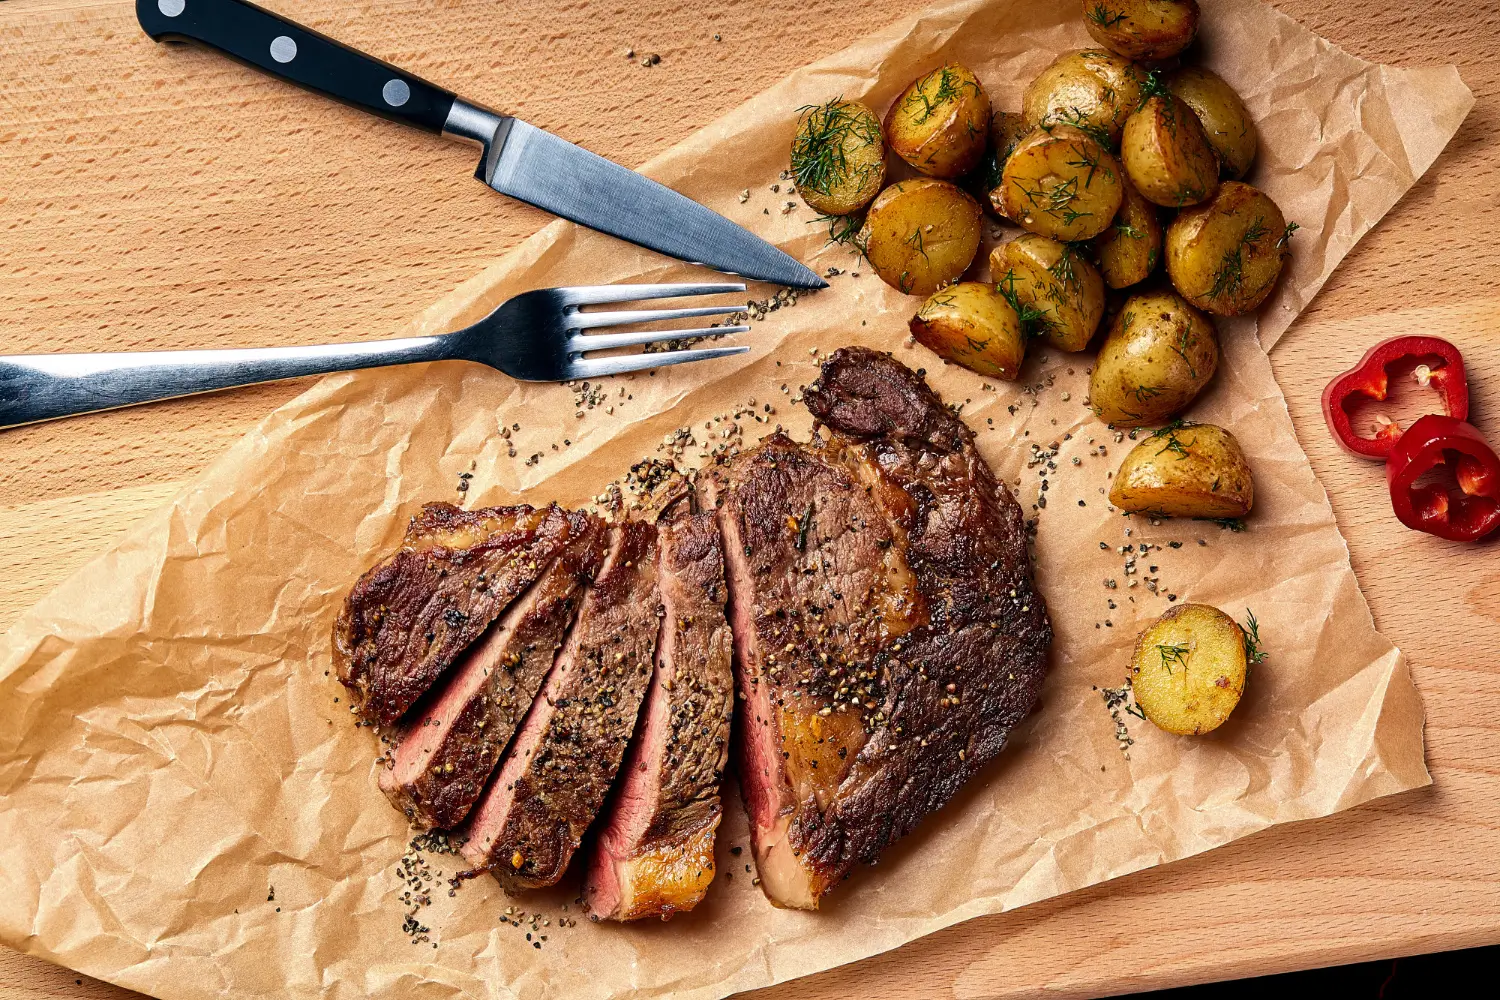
[0,336,456,429]
[136,0,456,134]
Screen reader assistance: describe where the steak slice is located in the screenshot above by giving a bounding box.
[710,347,1052,909]
[460,520,662,890]
[333,502,590,726]
[379,517,609,830]
[584,483,734,921]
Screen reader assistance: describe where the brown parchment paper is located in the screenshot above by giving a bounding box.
[0,1,1473,998]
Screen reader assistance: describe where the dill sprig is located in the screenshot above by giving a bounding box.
[1151,422,1194,461]
[997,268,1049,337]
[811,212,868,257]
[790,98,882,197]
[1157,642,1190,675]
[1241,609,1269,664]
[1086,3,1127,28]
[1276,221,1300,251]
[1207,216,1272,302]
[904,66,980,125]
[1211,517,1248,531]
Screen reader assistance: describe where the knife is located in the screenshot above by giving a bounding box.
[135,0,825,290]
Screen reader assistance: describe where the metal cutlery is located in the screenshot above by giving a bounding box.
[0,284,751,430]
[134,0,825,290]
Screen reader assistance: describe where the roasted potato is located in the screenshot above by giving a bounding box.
[1165,181,1290,316]
[1129,603,1248,736]
[790,99,887,216]
[1091,177,1163,289]
[1082,0,1200,62]
[1120,94,1219,207]
[909,282,1027,380]
[1022,49,1146,146]
[1088,288,1218,425]
[995,124,1124,242]
[885,64,991,178]
[1109,422,1254,517]
[1168,66,1258,179]
[859,179,983,296]
[991,235,1106,352]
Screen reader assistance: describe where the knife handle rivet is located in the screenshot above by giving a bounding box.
[382,79,411,108]
[157,0,185,15]
[269,36,298,64]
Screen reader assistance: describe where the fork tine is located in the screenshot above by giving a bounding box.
[568,304,742,331]
[573,324,751,353]
[568,344,750,379]
[554,283,747,307]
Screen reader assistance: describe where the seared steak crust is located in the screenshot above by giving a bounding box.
[333,503,588,726]
[461,522,662,891]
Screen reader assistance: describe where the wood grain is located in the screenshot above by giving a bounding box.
[1,0,1497,997]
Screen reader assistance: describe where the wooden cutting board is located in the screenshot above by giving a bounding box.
[1,0,1497,996]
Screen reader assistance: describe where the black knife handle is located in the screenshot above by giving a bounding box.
[136,0,456,133]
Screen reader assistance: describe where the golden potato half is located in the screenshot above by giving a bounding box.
[1083,0,1200,62]
[790,99,888,216]
[1092,176,1163,289]
[859,178,982,296]
[1121,94,1219,207]
[991,235,1106,352]
[1166,181,1290,316]
[1088,288,1218,425]
[1168,66,1258,179]
[996,124,1124,242]
[1109,422,1254,518]
[909,282,1027,380]
[1130,603,1248,736]
[885,64,991,178]
[1022,48,1146,146]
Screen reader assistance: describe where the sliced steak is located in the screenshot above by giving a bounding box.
[333,502,590,726]
[379,517,609,830]
[460,521,662,891]
[584,484,734,921]
[709,347,1052,909]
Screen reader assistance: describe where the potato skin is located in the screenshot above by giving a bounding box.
[1089,288,1217,425]
[859,179,982,296]
[1121,94,1219,207]
[991,235,1106,352]
[1130,603,1247,736]
[1168,66,1257,179]
[996,124,1124,242]
[1092,177,1163,289]
[909,282,1027,380]
[969,111,1033,214]
[1166,181,1289,316]
[1083,0,1200,62]
[790,99,888,216]
[1109,422,1253,518]
[1022,49,1146,145]
[885,64,991,178]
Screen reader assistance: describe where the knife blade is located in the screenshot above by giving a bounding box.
[135,0,826,290]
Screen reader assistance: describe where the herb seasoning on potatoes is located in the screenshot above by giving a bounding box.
[1083,0,1200,62]
[1166,181,1292,315]
[1167,66,1258,179]
[1121,92,1220,208]
[884,64,991,179]
[1092,177,1164,288]
[859,178,982,296]
[1089,289,1218,425]
[1022,49,1146,145]
[991,235,1106,352]
[1129,603,1249,736]
[1109,422,1254,518]
[995,123,1124,242]
[790,99,887,216]
[909,282,1027,380]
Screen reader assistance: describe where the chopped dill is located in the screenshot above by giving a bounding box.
[905,66,979,125]
[1129,384,1166,403]
[790,98,882,198]
[1277,221,1301,251]
[997,269,1049,336]
[1157,642,1190,675]
[1208,216,1272,302]
[1210,517,1247,531]
[1241,609,1269,664]
[811,212,868,257]
[1086,3,1127,29]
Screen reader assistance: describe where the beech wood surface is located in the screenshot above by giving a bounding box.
[0,1,1497,997]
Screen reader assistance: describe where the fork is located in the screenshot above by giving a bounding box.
[0,284,752,430]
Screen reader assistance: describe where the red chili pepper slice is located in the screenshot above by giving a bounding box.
[1322,336,1468,459]
[1385,415,1500,542]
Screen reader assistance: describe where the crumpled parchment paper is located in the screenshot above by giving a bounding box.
[0,1,1472,998]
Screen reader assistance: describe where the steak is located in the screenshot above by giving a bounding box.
[584,482,734,921]
[707,347,1052,909]
[460,521,662,891]
[379,517,609,830]
[334,502,590,726]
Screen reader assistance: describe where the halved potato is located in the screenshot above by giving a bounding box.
[1088,288,1218,425]
[1165,181,1289,316]
[884,64,991,178]
[1120,94,1219,207]
[859,179,982,296]
[1168,66,1258,179]
[909,281,1027,380]
[991,235,1106,352]
[790,99,888,216]
[1130,603,1248,736]
[1022,48,1146,146]
[1083,1,1200,62]
[1091,176,1163,288]
[995,124,1124,242]
[1109,422,1253,517]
